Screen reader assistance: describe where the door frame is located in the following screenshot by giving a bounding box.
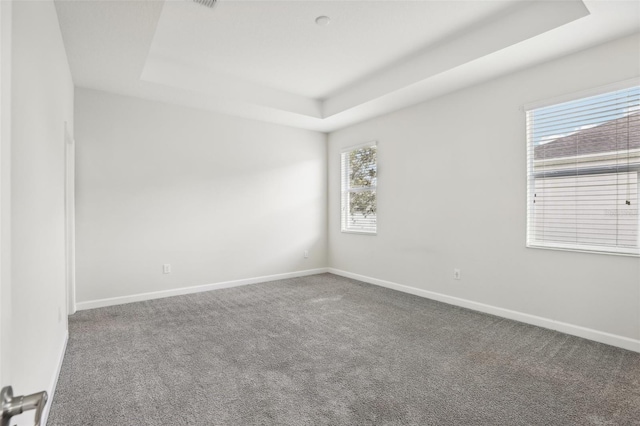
[0,0,12,386]
[64,122,76,315]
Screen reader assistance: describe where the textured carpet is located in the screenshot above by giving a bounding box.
[48,273,640,425]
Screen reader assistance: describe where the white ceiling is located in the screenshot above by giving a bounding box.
[149,0,524,99]
[55,0,640,133]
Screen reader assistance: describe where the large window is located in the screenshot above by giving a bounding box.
[526,84,639,255]
[341,142,377,234]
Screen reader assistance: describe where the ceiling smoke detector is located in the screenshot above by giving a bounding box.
[315,16,331,26]
[193,0,217,8]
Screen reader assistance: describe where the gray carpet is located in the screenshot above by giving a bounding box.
[48,273,640,425]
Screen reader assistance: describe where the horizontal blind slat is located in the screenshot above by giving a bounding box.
[341,144,377,233]
[527,85,639,255]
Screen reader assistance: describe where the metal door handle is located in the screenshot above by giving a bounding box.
[1,386,48,426]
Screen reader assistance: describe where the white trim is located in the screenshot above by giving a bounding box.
[328,268,640,353]
[76,268,329,311]
[522,78,640,112]
[64,124,76,315]
[340,140,377,153]
[340,230,377,236]
[0,0,12,387]
[41,330,68,426]
[341,142,378,234]
[527,243,639,257]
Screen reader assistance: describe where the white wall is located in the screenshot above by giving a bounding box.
[328,34,640,343]
[75,89,327,304]
[10,0,73,421]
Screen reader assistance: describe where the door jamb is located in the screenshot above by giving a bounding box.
[64,122,76,316]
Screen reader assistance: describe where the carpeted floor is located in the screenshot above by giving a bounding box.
[48,273,640,425]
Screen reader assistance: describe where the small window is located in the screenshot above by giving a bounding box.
[341,142,377,234]
[526,85,639,255]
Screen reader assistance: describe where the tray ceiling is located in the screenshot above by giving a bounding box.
[55,0,640,132]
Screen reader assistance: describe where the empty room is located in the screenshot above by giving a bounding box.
[1,0,639,424]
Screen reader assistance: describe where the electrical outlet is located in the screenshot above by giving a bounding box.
[453,268,461,280]
[163,264,171,274]
[304,250,309,259]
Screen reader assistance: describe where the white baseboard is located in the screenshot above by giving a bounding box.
[74,266,639,352]
[328,268,640,353]
[42,330,68,426]
[76,268,329,311]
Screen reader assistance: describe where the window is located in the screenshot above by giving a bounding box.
[341,142,377,234]
[526,84,640,255]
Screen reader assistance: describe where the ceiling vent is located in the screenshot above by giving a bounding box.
[193,0,217,8]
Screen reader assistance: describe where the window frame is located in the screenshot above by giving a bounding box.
[341,141,378,235]
[524,81,640,257]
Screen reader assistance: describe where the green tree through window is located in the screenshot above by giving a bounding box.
[341,143,377,233]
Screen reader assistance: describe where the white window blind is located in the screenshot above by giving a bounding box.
[526,85,640,255]
[341,142,377,234]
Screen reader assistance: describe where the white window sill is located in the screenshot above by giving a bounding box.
[527,242,639,257]
[341,229,377,236]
